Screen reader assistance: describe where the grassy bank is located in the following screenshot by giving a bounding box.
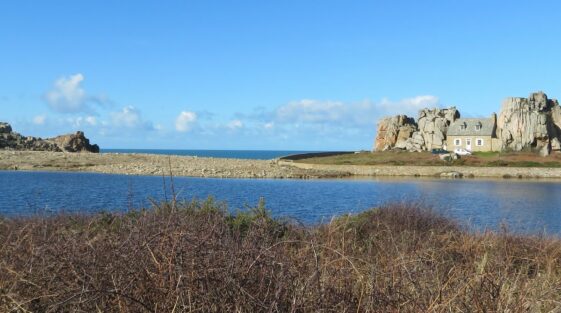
[297,151,561,167]
[1,201,561,312]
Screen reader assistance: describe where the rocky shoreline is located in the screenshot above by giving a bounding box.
[2,150,561,180]
[0,151,350,179]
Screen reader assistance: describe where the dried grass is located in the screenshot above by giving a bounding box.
[1,201,561,312]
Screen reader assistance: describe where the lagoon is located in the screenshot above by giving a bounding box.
[1,170,561,234]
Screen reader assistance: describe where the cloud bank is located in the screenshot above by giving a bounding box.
[35,73,442,149]
[264,95,440,128]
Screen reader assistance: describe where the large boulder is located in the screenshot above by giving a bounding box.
[402,132,426,152]
[373,115,417,151]
[416,107,460,150]
[50,131,100,153]
[496,92,561,155]
[373,107,460,152]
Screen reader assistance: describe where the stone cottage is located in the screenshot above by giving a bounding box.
[374,91,561,155]
[445,114,500,152]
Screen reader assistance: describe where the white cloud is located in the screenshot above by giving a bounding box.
[111,106,153,130]
[276,100,347,123]
[378,95,440,115]
[44,73,112,113]
[85,116,97,126]
[67,115,97,128]
[32,115,47,125]
[226,119,244,130]
[271,96,440,127]
[175,111,197,132]
[45,74,87,113]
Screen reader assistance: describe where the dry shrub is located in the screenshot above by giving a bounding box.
[1,200,561,312]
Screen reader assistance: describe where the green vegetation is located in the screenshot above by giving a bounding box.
[296,151,459,166]
[2,200,561,312]
[471,151,500,158]
[297,151,561,167]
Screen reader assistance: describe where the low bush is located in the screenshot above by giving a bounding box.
[1,201,561,312]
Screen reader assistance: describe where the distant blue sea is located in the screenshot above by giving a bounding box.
[101,149,321,160]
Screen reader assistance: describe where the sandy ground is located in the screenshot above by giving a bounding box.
[0,151,349,179]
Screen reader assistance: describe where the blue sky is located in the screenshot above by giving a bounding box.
[1,1,560,150]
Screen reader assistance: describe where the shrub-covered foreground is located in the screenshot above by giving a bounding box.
[1,200,561,312]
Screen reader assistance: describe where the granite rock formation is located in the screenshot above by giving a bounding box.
[51,131,100,153]
[0,122,12,133]
[496,92,561,156]
[374,115,417,151]
[416,107,460,150]
[374,91,561,156]
[374,108,459,151]
[0,122,99,153]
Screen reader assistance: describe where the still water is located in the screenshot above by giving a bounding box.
[1,170,561,234]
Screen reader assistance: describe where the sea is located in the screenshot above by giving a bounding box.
[101,149,321,160]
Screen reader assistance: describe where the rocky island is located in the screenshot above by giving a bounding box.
[0,122,99,153]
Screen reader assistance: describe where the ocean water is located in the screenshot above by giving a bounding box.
[101,149,321,160]
[2,170,561,234]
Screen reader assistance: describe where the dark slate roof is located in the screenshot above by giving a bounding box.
[447,118,495,136]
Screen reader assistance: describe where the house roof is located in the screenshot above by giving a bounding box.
[447,118,495,136]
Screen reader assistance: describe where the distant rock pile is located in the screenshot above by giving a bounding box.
[51,131,100,153]
[374,107,459,152]
[0,122,99,153]
[496,92,561,156]
[374,115,417,151]
[0,122,12,133]
[416,108,460,150]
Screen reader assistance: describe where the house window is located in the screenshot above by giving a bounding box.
[475,125,481,131]
[476,138,484,146]
[460,124,466,130]
[454,139,461,146]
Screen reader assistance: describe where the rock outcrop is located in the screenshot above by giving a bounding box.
[50,131,100,153]
[0,122,99,153]
[374,115,417,151]
[416,107,460,150]
[496,92,561,156]
[374,108,459,151]
[374,91,561,156]
[0,122,12,133]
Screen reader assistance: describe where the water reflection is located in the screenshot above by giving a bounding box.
[1,171,561,234]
